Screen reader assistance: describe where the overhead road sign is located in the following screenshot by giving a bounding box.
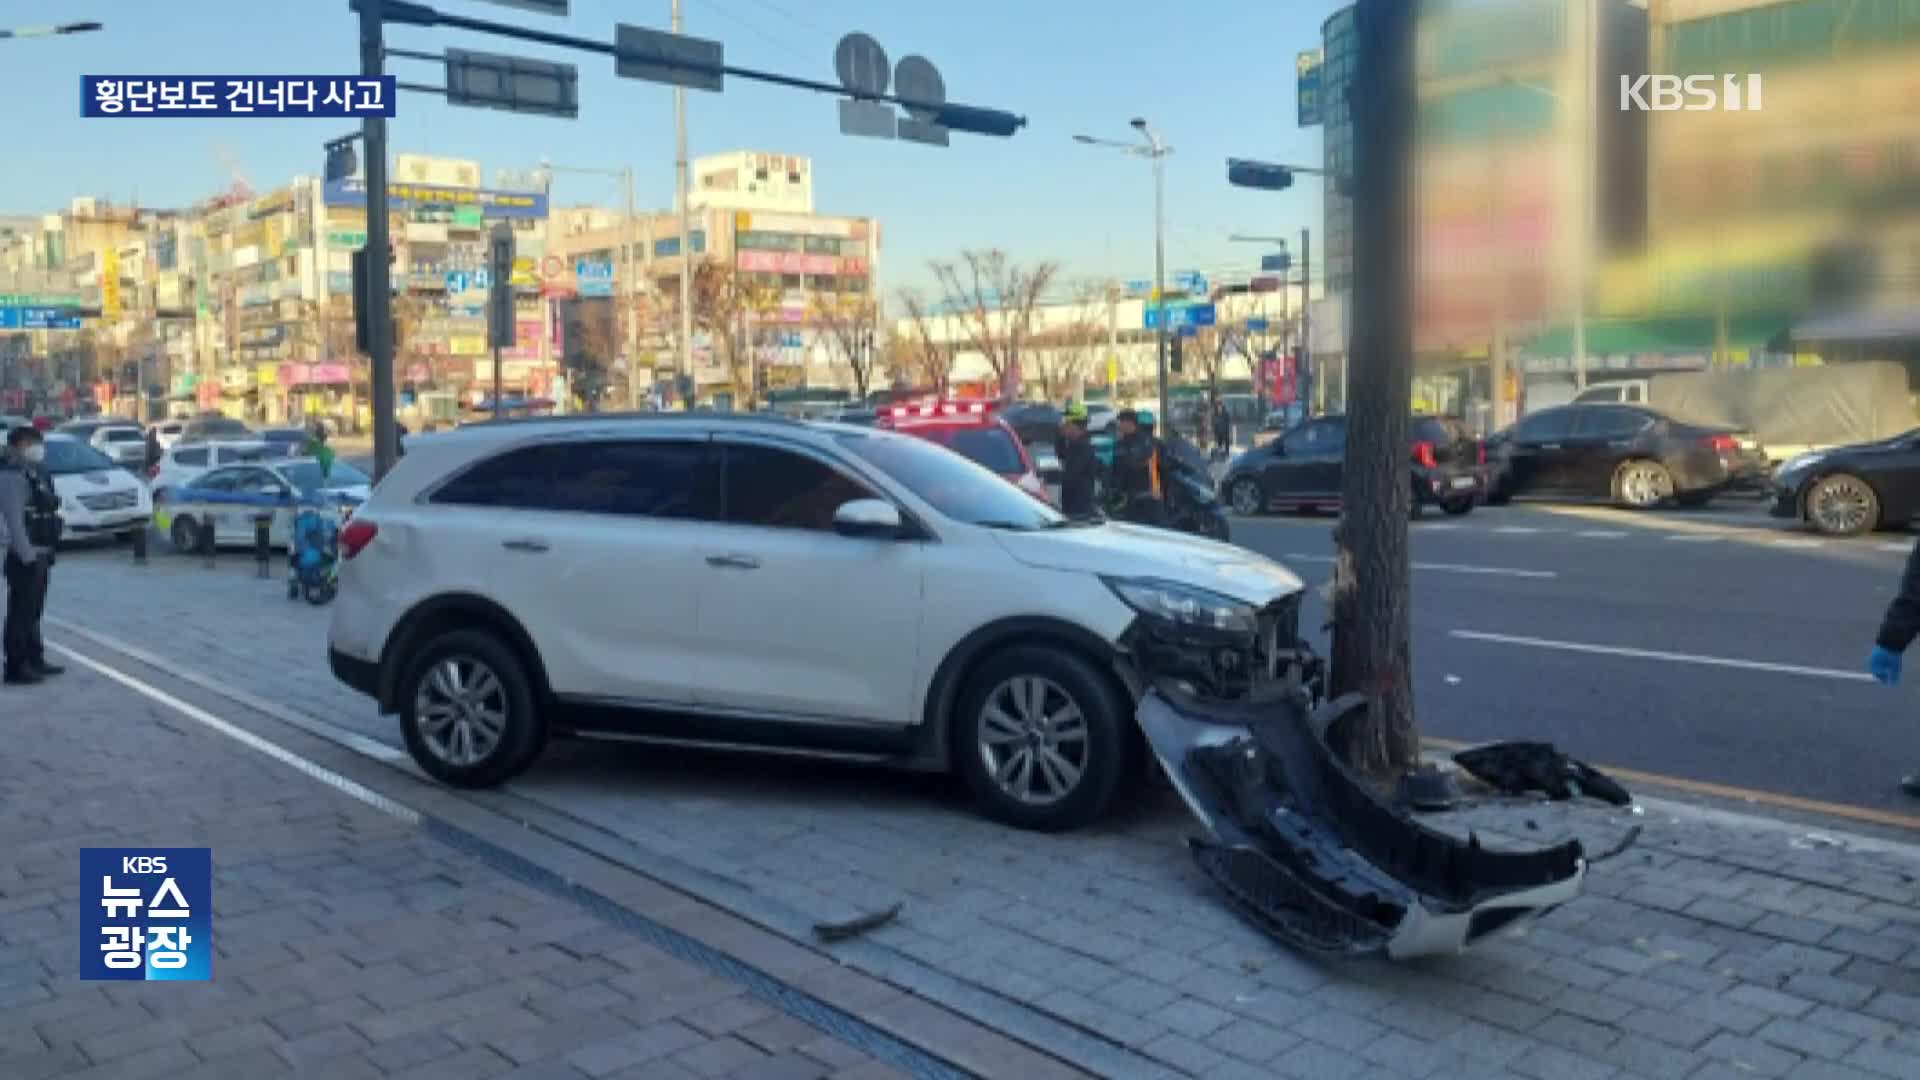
[615,23,723,92]
[446,47,579,118]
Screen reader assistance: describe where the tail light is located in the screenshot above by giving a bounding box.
[1413,441,1438,469]
[1476,441,1487,466]
[339,518,378,559]
[1703,434,1738,452]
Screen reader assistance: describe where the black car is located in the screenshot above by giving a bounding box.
[177,414,256,444]
[1219,415,1484,518]
[998,402,1063,447]
[1485,403,1764,509]
[1769,430,1920,536]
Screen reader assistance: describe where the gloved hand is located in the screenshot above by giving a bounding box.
[1869,645,1902,686]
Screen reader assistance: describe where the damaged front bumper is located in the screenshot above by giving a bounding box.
[1136,686,1588,960]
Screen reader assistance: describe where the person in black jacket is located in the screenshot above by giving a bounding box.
[1110,410,1166,527]
[1869,542,1920,794]
[1056,404,1099,518]
[2,425,64,685]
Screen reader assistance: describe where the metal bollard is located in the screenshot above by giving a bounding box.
[130,520,148,565]
[200,517,217,568]
[254,514,273,578]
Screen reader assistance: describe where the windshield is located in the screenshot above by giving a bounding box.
[909,425,1026,475]
[101,428,142,443]
[837,430,1062,530]
[43,439,117,475]
[280,460,370,492]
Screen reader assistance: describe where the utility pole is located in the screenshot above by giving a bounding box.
[673,0,693,404]
[623,166,639,409]
[1106,282,1118,397]
[1300,227,1313,417]
[1151,140,1169,427]
[358,0,397,480]
[1330,0,1419,777]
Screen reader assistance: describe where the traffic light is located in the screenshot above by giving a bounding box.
[1227,158,1294,191]
[1169,335,1184,374]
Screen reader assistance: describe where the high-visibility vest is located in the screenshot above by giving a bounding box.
[1148,446,1161,498]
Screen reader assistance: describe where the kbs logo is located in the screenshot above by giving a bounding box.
[1619,74,1763,112]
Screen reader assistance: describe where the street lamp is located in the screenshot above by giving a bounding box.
[0,21,103,39]
[1074,120,1172,427]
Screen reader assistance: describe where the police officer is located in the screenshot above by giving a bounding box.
[1056,403,1099,518]
[2,425,64,685]
[1110,409,1166,527]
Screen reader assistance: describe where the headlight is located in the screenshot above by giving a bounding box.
[1104,577,1260,635]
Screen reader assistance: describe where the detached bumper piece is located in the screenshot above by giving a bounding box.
[1137,688,1587,960]
[1453,741,1631,806]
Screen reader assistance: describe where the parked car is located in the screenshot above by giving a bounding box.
[876,400,1053,506]
[148,439,277,498]
[42,434,152,543]
[257,426,312,457]
[998,402,1064,447]
[1220,415,1484,518]
[1486,403,1765,509]
[58,420,146,468]
[162,456,372,552]
[148,418,188,450]
[176,414,255,444]
[0,414,30,434]
[1769,430,1920,536]
[326,414,1305,831]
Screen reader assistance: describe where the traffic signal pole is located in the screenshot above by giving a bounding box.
[358,0,398,481]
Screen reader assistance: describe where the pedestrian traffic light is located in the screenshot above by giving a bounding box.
[1169,336,1184,374]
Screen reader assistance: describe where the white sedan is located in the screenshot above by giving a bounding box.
[42,434,152,542]
[158,457,370,551]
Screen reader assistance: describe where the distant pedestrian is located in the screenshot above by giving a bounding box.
[1212,395,1233,458]
[1056,403,1099,518]
[143,427,163,474]
[303,422,336,482]
[1868,543,1920,795]
[2,425,65,685]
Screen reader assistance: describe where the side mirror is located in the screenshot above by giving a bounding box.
[833,498,904,539]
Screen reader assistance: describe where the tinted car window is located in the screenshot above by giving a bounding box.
[172,447,209,467]
[838,430,1061,530]
[913,426,1025,475]
[435,440,712,518]
[721,443,874,531]
[42,439,115,475]
[1514,409,1575,442]
[1574,406,1653,439]
[1411,418,1456,444]
[1282,419,1346,455]
[192,468,241,492]
[101,428,143,443]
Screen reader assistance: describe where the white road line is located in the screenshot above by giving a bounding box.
[1491,526,1544,534]
[1286,554,1556,579]
[1770,537,1825,549]
[1419,523,1465,531]
[1664,534,1722,543]
[48,642,423,824]
[1575,530,1629,539]
[1879,542,1914,553]
[1448,630,1873,683]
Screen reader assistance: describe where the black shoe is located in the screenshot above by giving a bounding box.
[29,661,64,677]
[3,668,43,686]
[1902,773,1920,798]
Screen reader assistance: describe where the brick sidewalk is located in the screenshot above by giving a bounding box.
[0,660,1077,1080]
[35,549,1920,1079]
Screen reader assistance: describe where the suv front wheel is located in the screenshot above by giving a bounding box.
[955,646,1126,832]
[397,629,542,788]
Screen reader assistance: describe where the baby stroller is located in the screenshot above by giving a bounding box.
[287,500,343,606]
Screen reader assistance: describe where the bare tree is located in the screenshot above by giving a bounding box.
[929,250,1060,395]
[1026,278,1108,402]
[810,288,879,398]
[692,262,779,410]
[895,288,955,396]
[561,297,618,410]
[1328,0,1420,778]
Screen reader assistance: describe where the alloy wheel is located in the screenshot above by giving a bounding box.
[976,675,1089,807]
[1811,477,1874,535]
[1618,463,1673,508]
[1230,479,1263,516]
[412,655,508,767]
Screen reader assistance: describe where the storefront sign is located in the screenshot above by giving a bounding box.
[737,250,838,275]
[736,212,853,238]
[449,334,488,355]
[321,177,547,219]
[255,363,279,386]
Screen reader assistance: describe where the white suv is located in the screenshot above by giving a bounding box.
[327,415,1305,830]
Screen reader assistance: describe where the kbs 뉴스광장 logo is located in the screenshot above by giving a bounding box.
[79,848,211,981]
[1619,73,1762,112]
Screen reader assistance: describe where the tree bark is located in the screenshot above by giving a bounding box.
[1329,0,1420,779]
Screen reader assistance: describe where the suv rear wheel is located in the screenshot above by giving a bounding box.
[397,629,542,788]
[955,646,1126,832]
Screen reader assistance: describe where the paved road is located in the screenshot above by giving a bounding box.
[1227,500,1920,813]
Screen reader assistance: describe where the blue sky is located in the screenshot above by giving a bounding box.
[6,0,1340,294]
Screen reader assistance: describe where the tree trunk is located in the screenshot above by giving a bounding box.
[1329,0,1420,779]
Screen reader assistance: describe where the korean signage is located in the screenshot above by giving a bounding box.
[321,177,547,219]
[0,293,82,308]
[1143,303,1216,330]
[102,248,122,320]
[737,250,838,275]
[576,260,615,297]
[0,307,83,330]
[83,76,395,118]
[80,848,211,981]
[735,212,852,238]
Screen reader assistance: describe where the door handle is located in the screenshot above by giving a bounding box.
[705,553,761,570]
[501,538,550,553]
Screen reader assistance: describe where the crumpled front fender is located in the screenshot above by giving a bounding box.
[1136,686,1587,959]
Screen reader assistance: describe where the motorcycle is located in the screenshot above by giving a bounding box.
[1100,434,1232,543]
[287,497,347,606]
